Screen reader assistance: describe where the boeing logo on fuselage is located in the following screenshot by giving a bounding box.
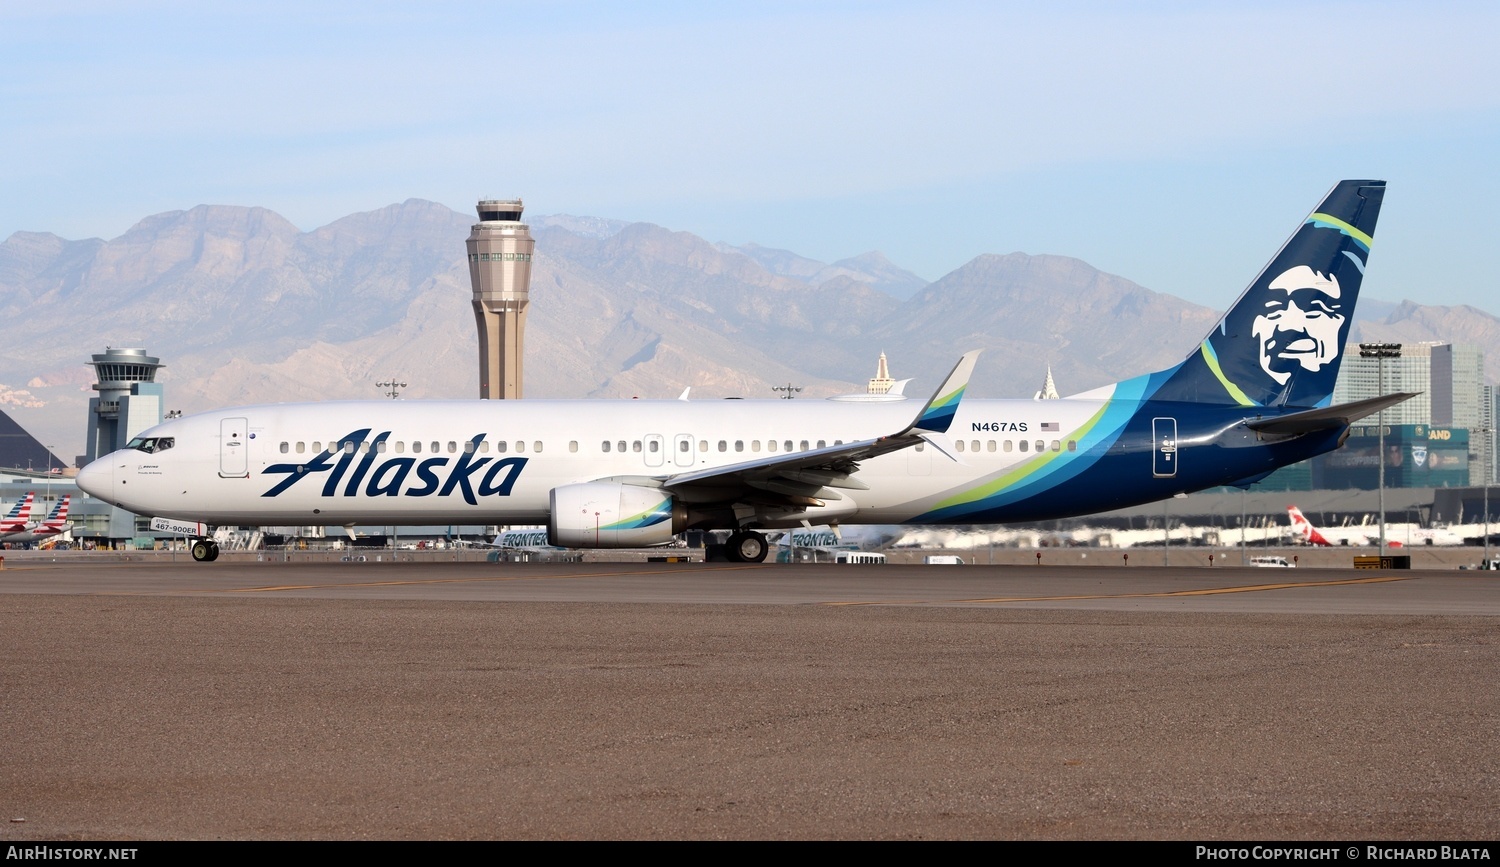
[261,430,528,505]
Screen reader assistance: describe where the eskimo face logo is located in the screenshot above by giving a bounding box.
[1252,265,1347,385]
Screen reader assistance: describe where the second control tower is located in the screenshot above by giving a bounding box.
[466,199,535,399]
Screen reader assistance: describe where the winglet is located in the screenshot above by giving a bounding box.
[908,351,980,434]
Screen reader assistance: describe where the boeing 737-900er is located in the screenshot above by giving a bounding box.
[78,180,1412,564]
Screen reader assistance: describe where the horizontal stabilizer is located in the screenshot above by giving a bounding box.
[1245,393,1418,435]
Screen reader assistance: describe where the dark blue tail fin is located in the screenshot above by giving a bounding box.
[1150,180,1385,408]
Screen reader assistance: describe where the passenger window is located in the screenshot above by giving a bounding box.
[280,442,289,454]
[632,441,641,453]
[478,441,489,454]
[497,441,508,453]
[956,440,965,453]
[312,442,322,453]
[816,440,826,449]
[569,441,578,453]
[463,441,474,454]
[620,441,629,453]
[678,440,689,452]
[1035,440,1045,452]
[718,440,727,452]
[359,442,371,455]
[752,440,761,452]
[1051,440,1061,452]
[534,441,543,453]
[432,442,440,454]
[395,441,406,454]
[1019,440,1029,452]
[649,440,660,453]
[377,441,388,454]
[602,441,611,453]
[734,440,744,452]
[971,440,980,452]
[1068,440,1078,452]
[799,440,809,451]
[447,442,457,454]
[296,442,306,455]
[698,440,708,452]
[987,441,996,452]
[1004,440,1013,452]
[413,441,422,454]
[768,440,777,452]
[516,441,526,453]
[784,441,793,452]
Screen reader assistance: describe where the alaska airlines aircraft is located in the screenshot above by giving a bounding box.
[79,181,1409,564]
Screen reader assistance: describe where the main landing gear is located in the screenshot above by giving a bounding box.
[190,539,221,562]
[724,531,768,563]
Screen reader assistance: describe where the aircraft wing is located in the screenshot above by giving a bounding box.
[661,352,979,507]
[1246,392,1419,436]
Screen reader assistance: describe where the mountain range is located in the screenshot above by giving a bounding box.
[2,199,1496,463]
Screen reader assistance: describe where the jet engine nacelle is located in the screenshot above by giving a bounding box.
[548,482,687,548]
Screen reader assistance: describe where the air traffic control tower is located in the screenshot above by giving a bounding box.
[466,199,534,399]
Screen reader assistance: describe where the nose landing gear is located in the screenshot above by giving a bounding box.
[190,539,221,562]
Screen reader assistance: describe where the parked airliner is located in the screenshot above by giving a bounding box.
[79,181,1408,564]
[1287,505,1464,547]
[0,495,70,544]
[0,492,35,535]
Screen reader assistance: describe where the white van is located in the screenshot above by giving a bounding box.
[834,551,887,564]
[922,555,965,565]
[1250,556,1294,568]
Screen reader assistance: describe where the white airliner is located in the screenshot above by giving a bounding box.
[79,181,1409,564]
[1287,505,1464,548]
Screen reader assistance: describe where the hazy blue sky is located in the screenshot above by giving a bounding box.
[3,1,1497,310]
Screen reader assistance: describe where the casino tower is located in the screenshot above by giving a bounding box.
[465,199,534,399]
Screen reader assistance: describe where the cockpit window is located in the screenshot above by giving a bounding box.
[127,437,174,454]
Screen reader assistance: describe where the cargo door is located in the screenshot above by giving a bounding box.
[1152,417,1178,478]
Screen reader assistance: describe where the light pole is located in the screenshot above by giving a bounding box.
[771,383,802,400]
[1481,423,1493,567]
[376,379,407,400]
[1360,343,1402,551]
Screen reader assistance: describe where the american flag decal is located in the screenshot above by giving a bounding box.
[1041,422,1060,432]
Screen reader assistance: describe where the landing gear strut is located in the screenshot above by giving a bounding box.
[190,539,220,562]
[724,531,768,563]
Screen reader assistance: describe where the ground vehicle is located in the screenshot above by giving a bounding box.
[1250,556,1293,568]
[835,551,887,564]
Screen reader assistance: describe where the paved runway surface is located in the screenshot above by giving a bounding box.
[1,558,1497,839]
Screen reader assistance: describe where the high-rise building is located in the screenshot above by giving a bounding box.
[465,199,534,399]
[83,347,164,465]
[1332,342,1436,426]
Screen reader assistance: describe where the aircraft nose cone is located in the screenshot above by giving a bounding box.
[76,459,114,501]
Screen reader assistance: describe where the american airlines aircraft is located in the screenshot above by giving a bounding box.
[0,494,70,544]
[0,492,35,535]
[79,180,1408,564]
